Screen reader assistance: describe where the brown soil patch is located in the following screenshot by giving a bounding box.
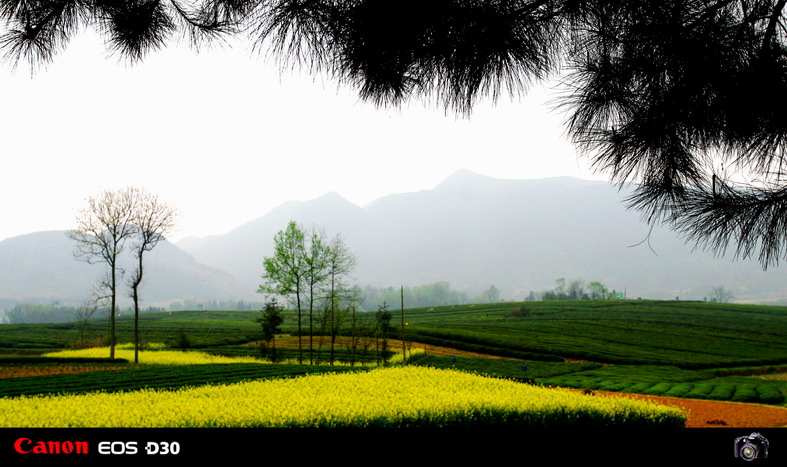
[394,341,522,359]
[0,365,126,379]
[579,390,787,428]
[756,372,787,381]
[248,336,518,359]
[563,358,612,365]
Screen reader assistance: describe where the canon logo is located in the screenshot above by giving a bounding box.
[13,438,89,455]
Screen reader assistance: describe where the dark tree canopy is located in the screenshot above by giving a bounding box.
[4,0,787,267]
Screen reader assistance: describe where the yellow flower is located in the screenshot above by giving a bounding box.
[0,367,686,428]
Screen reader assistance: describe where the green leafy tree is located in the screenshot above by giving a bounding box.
[375,303,393,367]
[256,298,285,362]
[587,281,610,300]
[554,278,567,300]
[258,221,307,364]
[480,285,501,303]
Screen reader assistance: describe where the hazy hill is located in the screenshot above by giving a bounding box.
[178,170,787,301]
[179,191,370,290]
[3,172,784,308]
[0,231,249,307]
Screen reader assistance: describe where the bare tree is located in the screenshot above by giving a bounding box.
[127,190,177,364]
[315,294,347,365]
[316,302,330,365]
[357,310,376,366]
[67,187,139,358]
[346,285,365,366]
[567,280,585,300]
[74,289,108,349]
[346,285,364,366]
[323,234,358,364]
[709,286,735,304]
[400,285,406,363]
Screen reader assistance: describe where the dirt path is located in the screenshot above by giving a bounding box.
[586,390,787,428]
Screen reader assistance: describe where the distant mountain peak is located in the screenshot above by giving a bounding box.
[435,169,495,189]
[313,191,356,206]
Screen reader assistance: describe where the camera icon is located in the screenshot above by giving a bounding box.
[734,432,769,461]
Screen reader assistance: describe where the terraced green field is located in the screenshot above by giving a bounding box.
[1,300,785,406]
[413,356,787,405]
[403,300,787,368]
[0,362,365,397]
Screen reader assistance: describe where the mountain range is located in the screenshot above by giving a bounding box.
[2,170,786,310]
[0,231,247,310]
[179,169,786,302]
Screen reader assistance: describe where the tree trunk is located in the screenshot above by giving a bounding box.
[401,286,405,364]
[110,260,116,359]
[132,252,144,364]
[349,306,357,367]
[271,333,276,362]
[296,291,302,364]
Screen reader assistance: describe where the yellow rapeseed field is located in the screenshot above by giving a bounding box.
[0,367,687,428]
[42,343,425,366]
[43,344,266,365]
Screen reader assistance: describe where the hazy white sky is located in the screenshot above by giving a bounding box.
[1,31,605,243]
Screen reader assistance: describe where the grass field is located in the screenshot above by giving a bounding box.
[403,300,787,368]
[0,299,785,427]
[5,300,785,367]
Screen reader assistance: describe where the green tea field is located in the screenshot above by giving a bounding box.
[1,300,785,428]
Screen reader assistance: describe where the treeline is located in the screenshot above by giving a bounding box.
[3,303,113,325]
[2,300,281,323]
[2,282,503,324]
[359,282,503,310]
[167,299,265,312]
[2,304,98,324]
[2,303,169,324]
[525,278,623,301]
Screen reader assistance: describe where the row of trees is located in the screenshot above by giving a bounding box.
[360,282,468,309]
[526,278,620,301]
[527,280,737,302]
[167,299,266,312]
[258,221,359,364]
[67,187,176,363]
[2,303,107,325]
[360,283,503,309]
[255,297,399,366]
